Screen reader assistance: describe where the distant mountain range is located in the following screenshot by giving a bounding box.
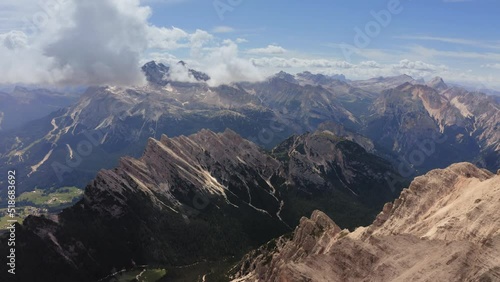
[0,86,79,131]
[0,61,498,194]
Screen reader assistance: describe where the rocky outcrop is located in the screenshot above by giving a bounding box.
[233,162,500,282]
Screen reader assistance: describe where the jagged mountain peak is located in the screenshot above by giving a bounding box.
[141,60,170,85]
[394,81,414,90]
[272,71,297,83]
[427,76,448,91]
[141,60,210,85]
[391,74,414,81]
[350,74,417,93]
[296,71,347,84]
[380,74,415,83]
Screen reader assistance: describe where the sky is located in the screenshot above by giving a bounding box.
[0,0,499,88]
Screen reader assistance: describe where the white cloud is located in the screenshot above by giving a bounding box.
[247,44,287,55]
[197,40,265,86]
[189,29,213,57]
[168,62,199,83]
[0,30,28,50]
[395,59,447,72]
[251,57,354,69]
[359,60,381,68]
[43,0,152,86]
[0,0,155,85]
[147,26,189,50]
[146,40,265,86]
[212,26,235,33]
[482,63,500,69]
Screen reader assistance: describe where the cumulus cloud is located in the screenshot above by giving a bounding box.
[199,40,265,86]
[146,39,265,86]
[43,0,151,85]
[167,62,199,83]
[0,0,154,85]
[0,0,217,86]
[0,30,28,50]
[147,26,189,50]
[189,29,213,57]
[0,30,61,84]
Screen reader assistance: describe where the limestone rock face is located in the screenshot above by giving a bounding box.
[233,162,500,282]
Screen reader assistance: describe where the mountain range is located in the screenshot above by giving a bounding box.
[0,62,498,196]
[0,61,498,281]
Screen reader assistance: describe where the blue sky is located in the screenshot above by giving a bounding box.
[148,0,500,88]
[147,0,500,64]
[149,0,499,51]
[0,0,499,88]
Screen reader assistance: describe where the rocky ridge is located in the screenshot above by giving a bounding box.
[233,163,500,282]
[0,128,401,281]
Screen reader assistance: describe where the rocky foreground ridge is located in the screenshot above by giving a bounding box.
[232,163,500,282]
